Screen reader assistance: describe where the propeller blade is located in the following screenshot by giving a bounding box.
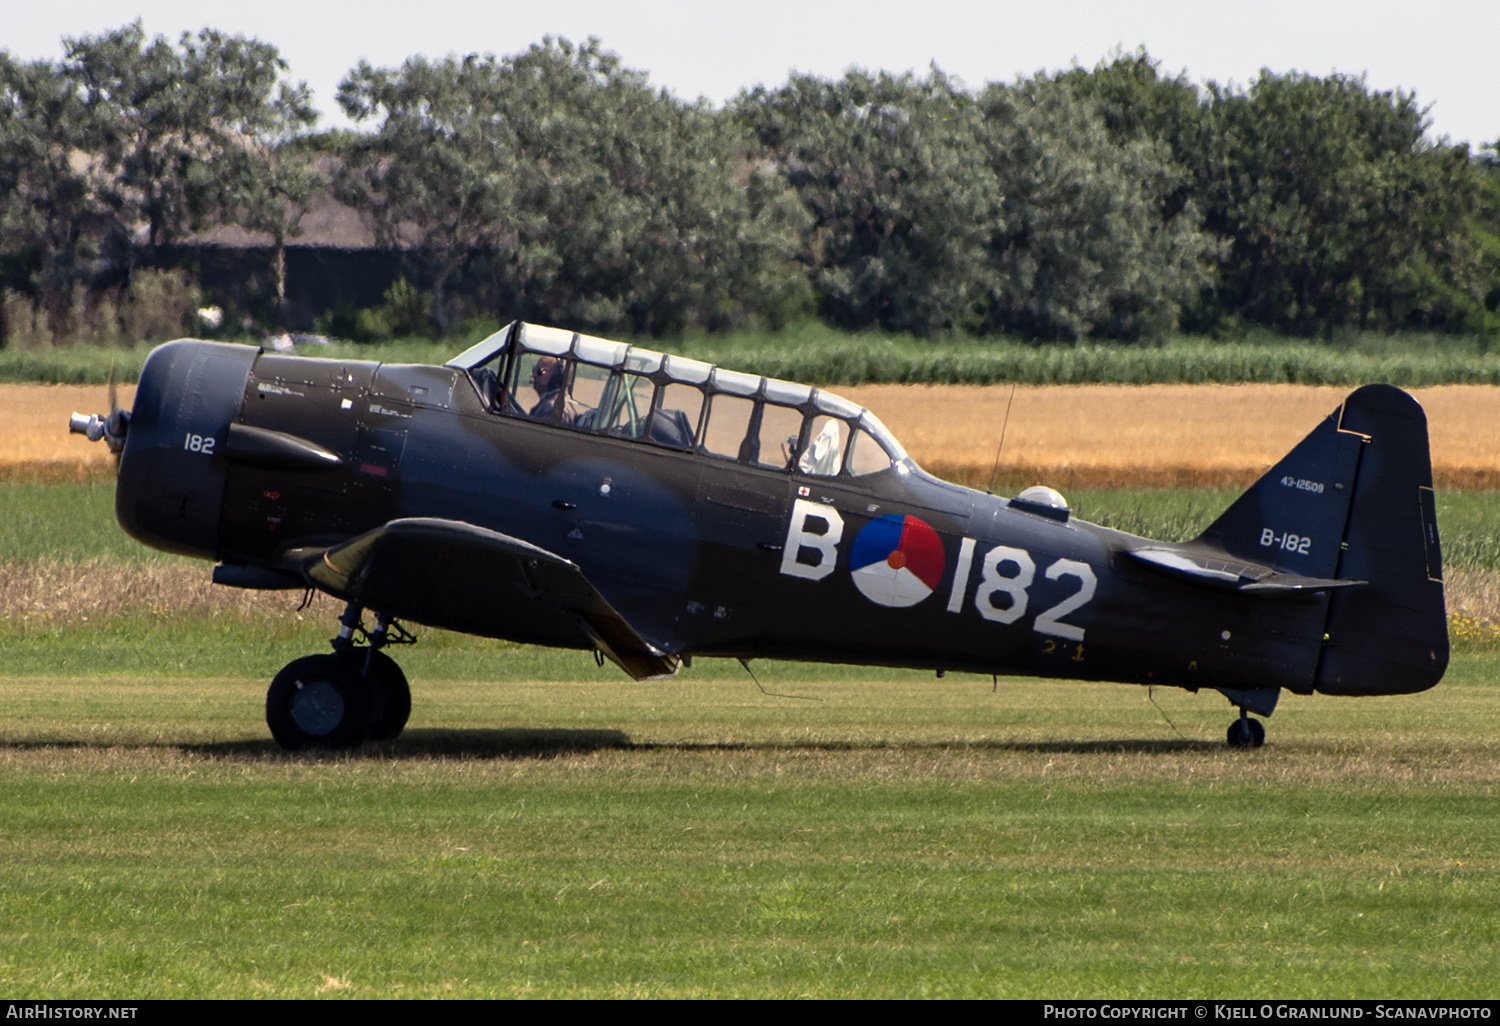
[101,356,129,458]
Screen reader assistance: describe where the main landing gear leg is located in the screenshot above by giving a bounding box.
[264,602,413,751]
[1226,707,1266,749]
[362,613,412,741]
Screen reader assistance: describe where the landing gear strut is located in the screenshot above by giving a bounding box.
[265,603,414,751]
[360,615,412,741]
[1226,709,1266,749]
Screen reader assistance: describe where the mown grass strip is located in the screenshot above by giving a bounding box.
[0,666,1496,998]
[0,480,160,563]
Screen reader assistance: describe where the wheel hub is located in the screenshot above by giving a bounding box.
[290,679,345,736]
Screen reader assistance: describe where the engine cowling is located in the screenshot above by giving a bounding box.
[115,340,258,560]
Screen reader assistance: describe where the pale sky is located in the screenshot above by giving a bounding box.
[7,0,1498,148]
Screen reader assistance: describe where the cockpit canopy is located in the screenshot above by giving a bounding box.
[448,322,909,479]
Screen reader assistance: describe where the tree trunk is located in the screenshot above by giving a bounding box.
[274,234,287,321]
[431,256,462,337]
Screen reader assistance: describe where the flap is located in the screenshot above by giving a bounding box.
[301,517,679,680]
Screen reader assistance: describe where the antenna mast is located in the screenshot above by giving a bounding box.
[985,383,1018,495]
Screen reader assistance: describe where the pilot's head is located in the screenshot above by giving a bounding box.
[531,356,566,395]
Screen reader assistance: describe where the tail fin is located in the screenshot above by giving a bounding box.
[1198,384,1447,696]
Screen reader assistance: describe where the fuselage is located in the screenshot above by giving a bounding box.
[113,330,1347,699]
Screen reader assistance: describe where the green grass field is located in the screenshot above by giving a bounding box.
[6,480,1499,568]
[0,663,1497,998]
[3,480,1499,997]
[6,324,1500,387]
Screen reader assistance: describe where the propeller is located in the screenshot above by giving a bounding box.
[68,357,130,459]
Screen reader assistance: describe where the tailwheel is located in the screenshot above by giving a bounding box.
[266,654,372,751]
[1226,714,1266,749]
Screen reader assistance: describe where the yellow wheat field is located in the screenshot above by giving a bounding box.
[6,382,1500,623]
[5,382,1500,489]
[845,383,1500,490]
[0,384,138,482]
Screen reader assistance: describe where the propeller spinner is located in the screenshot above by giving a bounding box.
[68,362,129,454]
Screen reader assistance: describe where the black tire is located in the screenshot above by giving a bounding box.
[360,650,411,741]
[266,655,372,751]
[1226,717,1266,749]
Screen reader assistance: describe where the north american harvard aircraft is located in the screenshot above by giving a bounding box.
[69,322,1448,750]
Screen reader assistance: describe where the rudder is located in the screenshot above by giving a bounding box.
[1313,385,1447,695]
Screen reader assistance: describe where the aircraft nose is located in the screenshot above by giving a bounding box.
[114,339,260,560]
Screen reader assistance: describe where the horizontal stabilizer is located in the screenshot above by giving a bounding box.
[1126,547,1364,596]
[301,518,679,680]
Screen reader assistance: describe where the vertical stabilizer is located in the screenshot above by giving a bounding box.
[1197,401,1365,578]
[1196,385,1446,696]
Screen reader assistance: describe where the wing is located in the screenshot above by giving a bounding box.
[298,517,680,680]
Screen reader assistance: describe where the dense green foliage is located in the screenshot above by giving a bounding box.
[740,69,993,335]
[976,79,1215,341]
[0,23,316,336]
[1196,74,1482,336]
[337,39,805,337]
[3,29,1499,345]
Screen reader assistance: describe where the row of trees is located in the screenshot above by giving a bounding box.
[2,24,1497,344]
[0,23,315,338]
[334,39,807,337]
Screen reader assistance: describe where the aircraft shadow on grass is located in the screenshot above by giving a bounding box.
[374,732,1221,759]
[0,730,622,761]
[0,732,1220,760]
[173,727,635,760]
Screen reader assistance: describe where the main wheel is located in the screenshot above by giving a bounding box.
[1226,716,1266,749]
[359,650,411,741]
[267,655,372,751]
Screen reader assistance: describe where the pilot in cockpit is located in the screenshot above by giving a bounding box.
[529,356,589,426]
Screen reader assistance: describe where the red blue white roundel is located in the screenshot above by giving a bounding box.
[849,514,945,607]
